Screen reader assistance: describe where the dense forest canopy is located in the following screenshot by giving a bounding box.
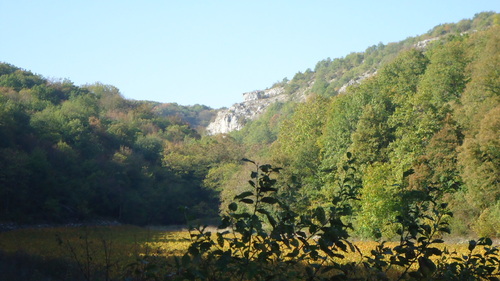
[0,12,498,239]
[0,73,228,224]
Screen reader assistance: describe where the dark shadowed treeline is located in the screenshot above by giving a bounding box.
[0,70,242,225]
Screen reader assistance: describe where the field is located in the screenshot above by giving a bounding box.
[0,225,494,280]
[0,225,191,280]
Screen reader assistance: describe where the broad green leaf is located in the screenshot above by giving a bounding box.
[228,202,237,211]
[241,158,255,164]
[240,198,254,204]
[234,191,253,199]
[261,197,279,204]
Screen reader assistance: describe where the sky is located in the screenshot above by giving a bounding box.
[0,1,498,109]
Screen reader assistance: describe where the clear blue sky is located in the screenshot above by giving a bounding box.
[0,1,498,108]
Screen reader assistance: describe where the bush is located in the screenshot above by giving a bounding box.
[169,157,499,280]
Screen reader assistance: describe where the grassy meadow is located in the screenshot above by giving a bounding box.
[0,225,489,280]
[0,225,190,280]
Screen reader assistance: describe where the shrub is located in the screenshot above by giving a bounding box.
[170,157,499,280]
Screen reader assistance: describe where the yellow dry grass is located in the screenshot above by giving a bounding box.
[0,225,495,280]
[0,226,480,261]
[0,224,190,275]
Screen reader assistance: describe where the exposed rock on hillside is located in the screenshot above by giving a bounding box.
[206,35,448,135]
[414,37,439,49]
[206,87,287,135]
[338,71,377,93]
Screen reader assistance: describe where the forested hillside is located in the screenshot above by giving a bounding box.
[222,12,500,238]
[0,73,232,225]
[0,12,498,240]
[232,12,498,145]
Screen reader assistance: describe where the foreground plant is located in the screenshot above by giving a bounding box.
[168,157,499,281]
[364,177,500,281]
[170,157,361,281]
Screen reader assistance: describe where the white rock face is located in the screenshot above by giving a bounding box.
[414,37,439,49]
[338,71,377,93]
[206,87,286,135]
[207,37,448,135]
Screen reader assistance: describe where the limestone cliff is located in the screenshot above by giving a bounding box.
[206,87,287,135]
[206,36,443,135]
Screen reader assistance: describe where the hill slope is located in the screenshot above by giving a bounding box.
[230,12,499,238]
[0,12,498,239]
[207,12,498,138]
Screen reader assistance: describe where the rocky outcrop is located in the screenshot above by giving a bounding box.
[414,37,439,50]
[338,71,377,93]
[206,37,448,135]
[206,87,287,135]
[206,69,376,135]
[336,37,445,93]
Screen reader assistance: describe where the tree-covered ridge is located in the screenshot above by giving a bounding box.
[0,66,237,225]
[280,11,498,99]
[232,12,499,148]
[206,12,499,239]
[263,21,500,238]
[0,12,498,241]
[152,102,217,133]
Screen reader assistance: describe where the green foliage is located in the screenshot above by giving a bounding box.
[409,115,462,192]
[174,158,362,281]
[436,238,500,281]
[356,163,401,239]
[153,102,217,132]
[272,95,328,176]
[0,68,45,91]
[0,67,224,225]
[284,69,314,95]
[350,99,393,165]
[1,13,499,278]
[232,101,296,146]
[362,179,499,281]
[251,20,498,239]
[174,160,499,280]
[428,12,497,37]
[1,12,499,239]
